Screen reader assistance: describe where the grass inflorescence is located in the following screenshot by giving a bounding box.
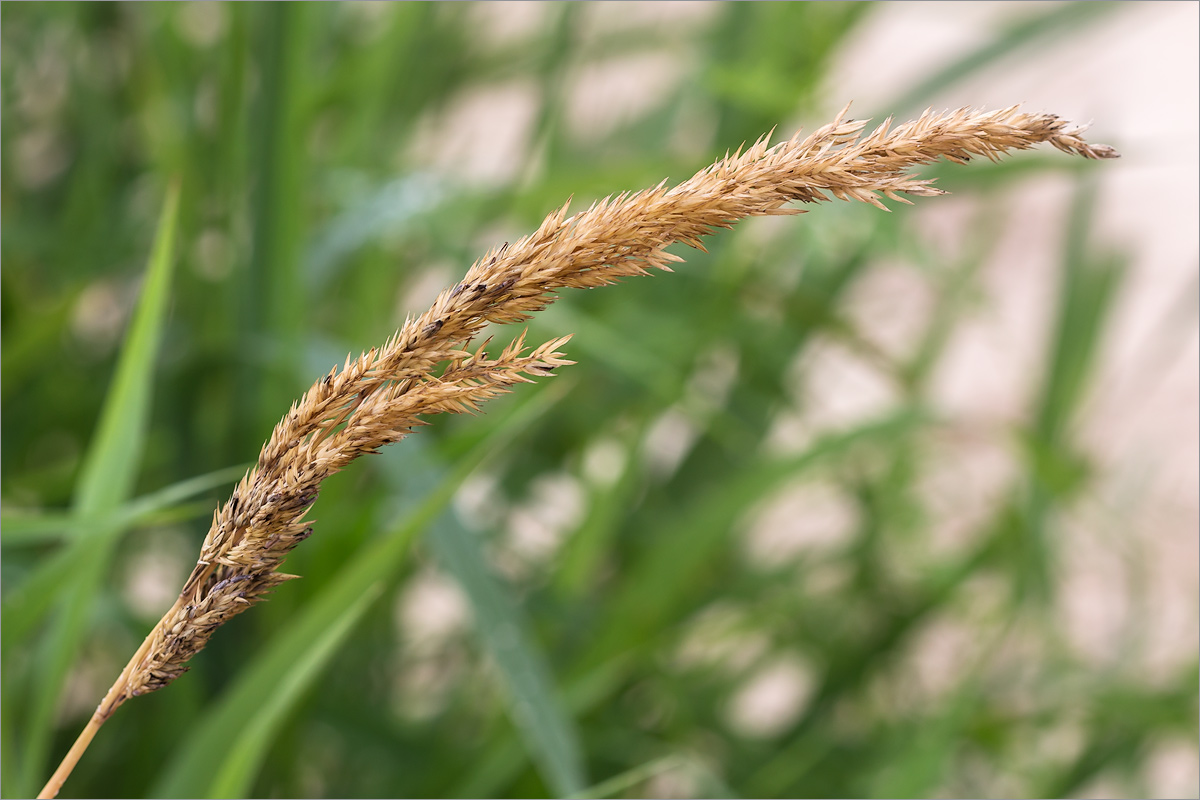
[39,104,1116,799]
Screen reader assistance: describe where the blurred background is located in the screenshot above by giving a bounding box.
[2,2,1196,798]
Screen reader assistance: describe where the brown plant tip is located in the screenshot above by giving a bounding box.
[88,103,1118,717]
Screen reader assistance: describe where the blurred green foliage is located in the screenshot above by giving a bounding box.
[2,3,1194,799]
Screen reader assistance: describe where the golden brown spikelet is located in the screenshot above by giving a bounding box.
[39,104,1117,799]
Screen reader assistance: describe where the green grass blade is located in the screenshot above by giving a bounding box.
[568,749,736,799]
[887,2,1118,117]
[117,463,251,527]
[448,653,636,798]
[70,182,182,516]
[242,3,311,435]
[206,584,384,799]
[1032,174,1123,447]
[10,180,181,797]
[2,463,249,547]
[151,517,419,797]
[3,462,247,671]
[570,755,687,800]
[0,512,84,545]
[861,686,981,797]
[72,181,181,516]
[427,514,587,797]
[553,423,649,599]
[456,412,927,798]
[2,544,89,656]
[151,383,569,798]
[1018,174,1123,601]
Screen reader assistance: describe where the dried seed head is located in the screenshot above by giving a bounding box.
[106,103,1116,711]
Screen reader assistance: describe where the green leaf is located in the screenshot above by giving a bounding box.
[8,180,181,798]
[886,2,1119,117]
[570,755,686,800]
[71,181,183,517]
[2,463,249,547]
[1016,174,1124,602]
[242,2,312,435]
[426,512,587,797]
[207,584,384,798]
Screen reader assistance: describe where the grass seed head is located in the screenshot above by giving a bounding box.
[105,103,1117,711]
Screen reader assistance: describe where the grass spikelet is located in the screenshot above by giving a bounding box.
[39,104,1117,799]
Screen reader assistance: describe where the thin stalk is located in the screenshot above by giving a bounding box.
[37,619,161,799]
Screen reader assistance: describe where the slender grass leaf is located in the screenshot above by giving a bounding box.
[9,180,180,797]
[887,2,1119,117]
[69,183,182,517]
[570,755,687,800]
[2,463,249,547]
[450,653,635,799]
[243,2,311,435]
[861,685,982,797]
[426,514,587,796]
[1018,175,1124,601]
[553,424,649,599]
[207,585,384,799]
